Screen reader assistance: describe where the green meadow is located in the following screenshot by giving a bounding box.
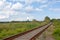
[0,21,46,40]
[0,17,52,40]
[53,19,60,40]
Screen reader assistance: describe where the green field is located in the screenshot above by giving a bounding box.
[53,19,60,40]
[0,17,50,40]
[0,21,47,40]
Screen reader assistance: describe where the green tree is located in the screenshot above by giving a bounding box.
[32,19,37,22]
[44,16,50,23]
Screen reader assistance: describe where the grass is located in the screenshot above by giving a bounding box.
[0,21,44,40]
[53,20,60,40]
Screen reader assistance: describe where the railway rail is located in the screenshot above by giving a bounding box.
[4,22,52,40]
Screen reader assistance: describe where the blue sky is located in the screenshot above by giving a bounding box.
[0,0,60,21]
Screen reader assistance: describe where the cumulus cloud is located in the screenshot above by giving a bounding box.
[24,0,48,5]
[35,8,43,11]
[14,16,34,21]
[0,0,5,9]
[0,1,4,6]
[0,0,20,19]
[0,0,59,21]
[10,12,34,21]
[0,11,9,19]
[11,2,23,10]
[7,0,48,5]
[25,6,34,12]
[24,5,43,12]
[0,15,8,19]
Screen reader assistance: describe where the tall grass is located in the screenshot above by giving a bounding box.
[0,21,42,40]
[53,20,60,40]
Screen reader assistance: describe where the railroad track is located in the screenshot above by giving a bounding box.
[4,22,52,40]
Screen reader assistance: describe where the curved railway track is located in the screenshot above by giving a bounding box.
[4,22,52,40]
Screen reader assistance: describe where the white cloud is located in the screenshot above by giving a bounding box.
[0,9,18,20]
[0,0,23,20]
[25,6,34,12]
[1,0,60,21]
[24,5,44,12]
[5,2,12,9]
[35,0,48,3]
[49,8,60,13]
[14,18,26,21]
[11,3,23,10]
[27,17,29,20]
[27,16,34,21]
[8,0,48,3]
[0,0,6,1]
[35,8,43,11]
[0,0,5,8]
[0,0,12,10]
[14,16,34,21]
[13,0,48,5]
[0,15,5,19]
[0,1,4,6]
[11,12,34,21]
[0,15,9,19]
